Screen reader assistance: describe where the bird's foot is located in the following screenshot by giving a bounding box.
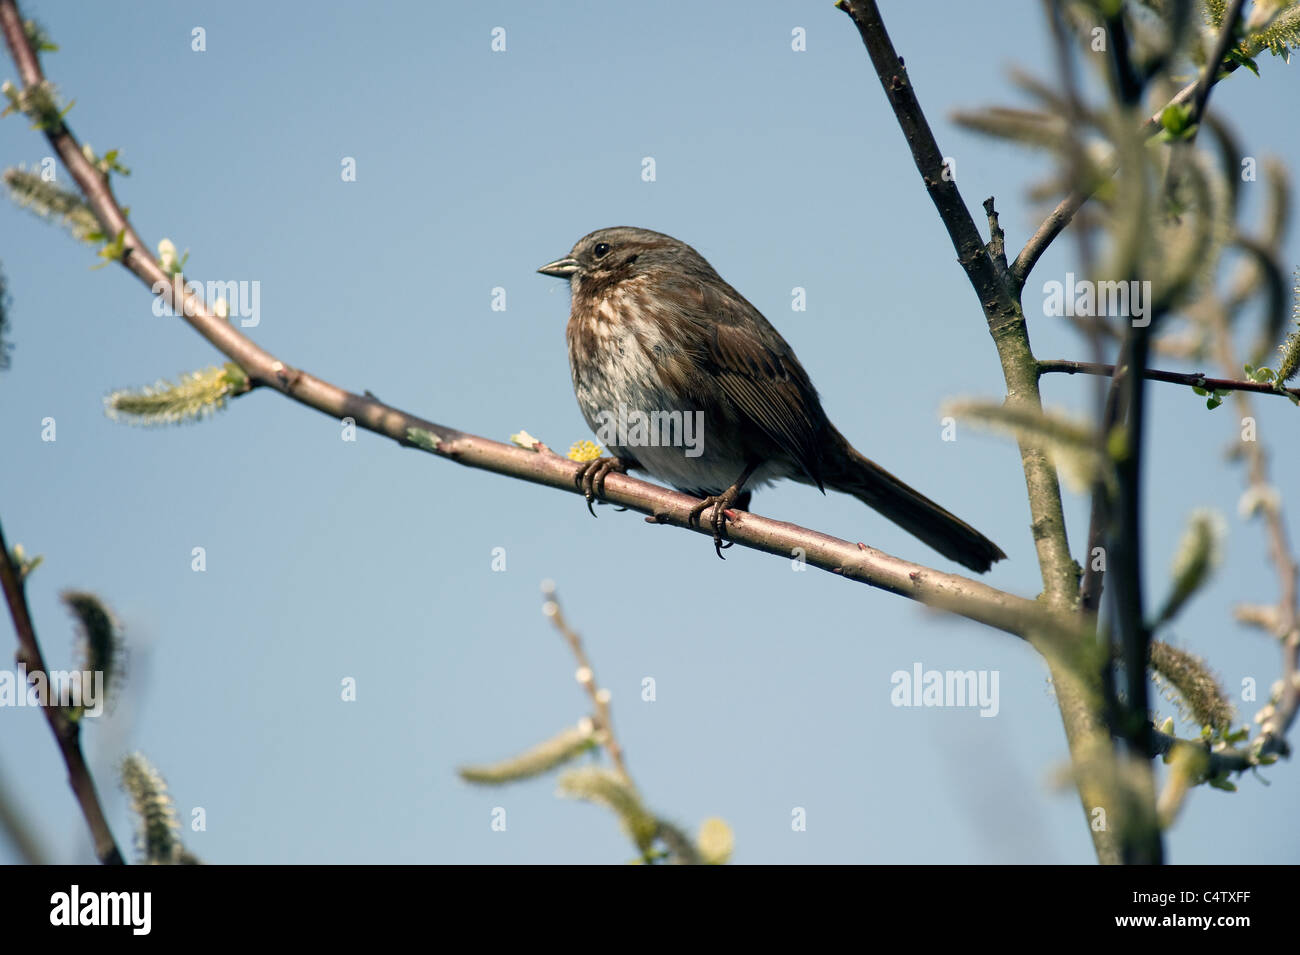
[574,456,630,516]
[687,486,744,559]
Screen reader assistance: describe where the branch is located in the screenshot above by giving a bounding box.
[1107,270,1160,864]
[1077,372,1124,617]
[835,0,1127,864]
[1038,359,1300,402]
[834,0,1076,608]
[1191,0,1250,131]
[1009,21,1249,291]
[1210,297,1299,770]
[541,582,631,784]
[0,0,1067,646]
[1107,1,1248,866]
[1149,728,1269,776]
[834,0,1012,324]
[462,585,729,864]
[1101,4,1142,106]
[0,520,123,864]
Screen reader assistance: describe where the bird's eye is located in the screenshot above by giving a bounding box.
[593,242,610,258]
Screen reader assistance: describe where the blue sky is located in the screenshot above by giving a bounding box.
[1,1,1297,864]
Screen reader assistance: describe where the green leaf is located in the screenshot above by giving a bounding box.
[1225,48,1260,77]
[1208,774,1237,792]
[91,228,127,270]
[1159,103,1197,141]
[97,148,131,177]
[23,19,59,53]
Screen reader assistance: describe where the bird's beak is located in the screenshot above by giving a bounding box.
[537,256,580,279]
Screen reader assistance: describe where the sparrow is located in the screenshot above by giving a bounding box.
[538,226,1006,572]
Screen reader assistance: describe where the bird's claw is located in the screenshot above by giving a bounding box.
[574,457,628,516]
[688,491,741,559]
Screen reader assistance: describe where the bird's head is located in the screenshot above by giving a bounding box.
[538,227,713,298]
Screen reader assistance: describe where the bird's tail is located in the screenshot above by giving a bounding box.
[820,428,1006,573]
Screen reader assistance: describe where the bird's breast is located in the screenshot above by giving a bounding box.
[567,285,679,427]
[564,282,784,494]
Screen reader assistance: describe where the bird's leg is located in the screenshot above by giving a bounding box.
[574,456,633,516]
[687,462,759,559]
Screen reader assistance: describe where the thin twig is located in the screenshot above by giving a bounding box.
[983,197,1008,273]
[1101,5,1142,105]
[540,583,631,784]
[1077,372,1125,617]
[1191,0,1249,127]
[1043,0,1103,373]
[1210,308,1298,767]
[1038,359,1300,401]
[1042,0,1111,631]
[1097,1,1183,864]
[1011,56,1245,291]
[0,519,123,864]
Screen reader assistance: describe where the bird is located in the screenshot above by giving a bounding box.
[537,226,1006,572]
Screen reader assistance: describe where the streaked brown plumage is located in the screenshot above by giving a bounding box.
[539,226,1006,572]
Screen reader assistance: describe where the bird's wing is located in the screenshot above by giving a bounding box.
[663,273,827,490]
